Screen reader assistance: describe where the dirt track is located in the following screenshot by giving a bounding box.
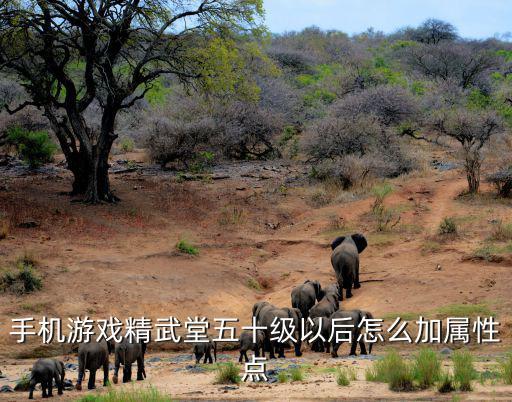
[1,153,512,399]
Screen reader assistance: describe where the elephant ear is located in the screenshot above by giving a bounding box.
[351,233,368,253]
[331,236,346,250]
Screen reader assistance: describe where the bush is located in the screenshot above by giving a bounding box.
[500,352,512,385]
[77,386,172,402]
[0,258,42,295]
[413,348,441,389]
[290,367,304,382]
[452,350,476,391]
[175,239,199,256]
[437,370,455,393]
[366,350,414,391]
[119,137,135,153]
[6,127,57,168]
[336,367,356,386]
[215,363,240,384]
[438,217,457,235]
[278,371,288,383]
[490,220,512,241]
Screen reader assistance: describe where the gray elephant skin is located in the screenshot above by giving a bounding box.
[112,338,147,384]
[330,309,374,357]
[308,283,341,320]
[76,339,112,391]
[193,338,217,364]
[28,358,65,399]
[239,330,265,363]
[308,316,332,353]
[254,302,303,359]
[331,234,368,299]
[291,280,324,318]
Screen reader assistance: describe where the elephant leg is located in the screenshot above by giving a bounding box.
[88,369,97,390]
[41,381,48,398]
[238,352,243,363]
[325,341,331,354]
[244,351,249,363]
[76,357,85,390]
[331,341,340,358]
[349,340,357,356]
[28,378,36,400]
[103,360,109,386]
[123,364,132,383]
[267,338,276,359]
[354,263,361,289]
[359,340,368,355]
[113,354,120,384]
[137,356,144,381]
[255,347,260,358]
[47,378,53,397]
[345,281,353,299]
[54,372,63,395]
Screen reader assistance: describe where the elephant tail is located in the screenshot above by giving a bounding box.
[213,341,217,362]
[82,352,88,382]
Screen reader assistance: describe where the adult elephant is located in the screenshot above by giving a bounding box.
[291,280,324,319]
[112,338,147,384]
[76,339,112,391]
[330,309,375,358]
[28,358,65,399]
[258,306,303,359]
[331,234,367,300]
[308,283,341,320]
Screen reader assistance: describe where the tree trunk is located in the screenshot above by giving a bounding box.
[83,142,117,204]
[465,154,481,194]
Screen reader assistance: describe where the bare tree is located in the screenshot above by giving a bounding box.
[0,0,263,202]
[412,19,458,44]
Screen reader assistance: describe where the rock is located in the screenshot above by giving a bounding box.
[64,363,78,371]
[0,385,14,393]
[440,347,452,355]
[219,385,238,391]
[436,264,442,271]
[18,221,39,229]
[147,357,162,363]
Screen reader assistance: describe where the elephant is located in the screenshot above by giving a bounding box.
[239,330,265,363]
[308,283,341,320]
[112,338,147,384]
[76,339,112,391]
[193,337,217,364]
[330,309,375,358]
[291,280,324,318]
[307,316,332,353]
[252,301,275,324]
[28,358,65,399]
[331,233,368,299]
[258,306,303,359]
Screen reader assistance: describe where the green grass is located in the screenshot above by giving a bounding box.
[215,362,240,384]
[119,137,135,153]
[490,220,512,241]
[435,303,493,318]
[175,239,199,256]
[77,386,172,402]
[412,348,441,389]
[336,367,357,386]
[365,350,414,391]
[473,242,512,260]
[437,370,455,393]
[438,217,457,235]
[421,240,442,255]
[452,350,476,391]
[0,258,43,295]
[278,371,288,383]
[499,352,512,384]
[290,367,304,382]
[247,277,261,291]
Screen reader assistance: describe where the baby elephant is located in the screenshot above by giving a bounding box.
[112,338,147,384]
[239,330,265,363]
[28,358,65,399]
[193,338,217,364]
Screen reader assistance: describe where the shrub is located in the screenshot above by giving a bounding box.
[365,350,414,391]
[413,348,441,389]
[175,239,199,256]
[215,362,240,384]
[438,217,457,235]
[6,127,57,168]
[77,386,172,402]
[371,183,400,231]
[452,350,476,391]
[290,367,304,382]
[490,220,512,241]
[247,277,261,291]
[499,352,512,385]
[437,370,455,393]
[336,367,356,386]
[278,371,288,383]
[487,168,512,197]
[1,258,42,295]
[119,137,135,153]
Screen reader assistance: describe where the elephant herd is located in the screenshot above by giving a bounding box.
[238,233,373,362]
[27,337,146,399]
[25,233,370,399]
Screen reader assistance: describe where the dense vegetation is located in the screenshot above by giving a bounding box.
[2,14,512,198]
